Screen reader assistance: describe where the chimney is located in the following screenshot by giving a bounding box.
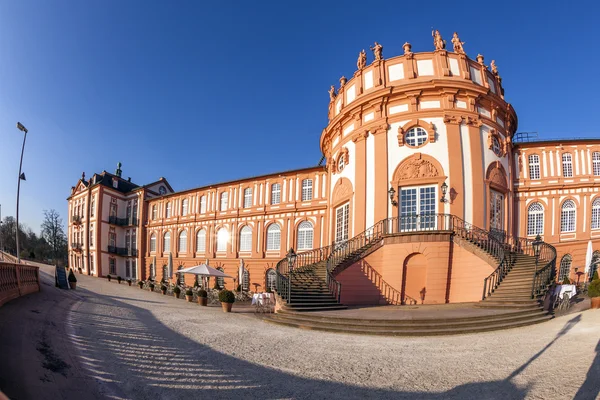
[115,162,122,178]
[128,177,131,182]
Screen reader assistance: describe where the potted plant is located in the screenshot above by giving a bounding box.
[127,279,132,287]
[173,286,181,298]
[117,276,122,284]
[185,288,193,302]
[197,289,208,306]
[138,281,144,289]
[219,289,235,312]
[107,275,112,282]
[589,272,600,309]
[68,269,77,290]
[149,282,155,292]
[562,277,571,285]
[160,284,167,295]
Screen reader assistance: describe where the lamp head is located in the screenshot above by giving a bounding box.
[16,122,28,133]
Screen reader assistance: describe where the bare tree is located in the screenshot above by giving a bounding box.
[41,209,67,263]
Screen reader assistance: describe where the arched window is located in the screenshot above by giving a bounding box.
[527,203,544,236]
[216,267,225,289]
[301,179,313,201]
[244,188,253,208]
[590,251,600,282]
[239,226,252,251]
[216,228,228,252]
[149,233,157,252]
[181,199,189,216]
[165,202,172,218]
[559,254,572,282]
[266,224,281,251]
[561,200,576,232]
[220,192,228,211]
[163,232,171,252]
[242,268,249,291]
[177,265,185,285]
[405,127,428,147]
[266,268,277,291]
[528,155,540,180]
[200,195,207,213]
[162,265,168,281]
[562,153,573,177]
[271,183,281,205]
[593,152,600,176]
[297,221,314,250]
[592,198,600,230]
[178,230,187,252]
[196,229,206,253]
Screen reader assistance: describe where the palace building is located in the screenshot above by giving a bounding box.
[68,32,599,309]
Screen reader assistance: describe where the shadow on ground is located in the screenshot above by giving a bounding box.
[61,283,600,400]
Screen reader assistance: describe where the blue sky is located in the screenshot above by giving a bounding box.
[0,0,598,232]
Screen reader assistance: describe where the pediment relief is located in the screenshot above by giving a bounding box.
[332,178,354,204]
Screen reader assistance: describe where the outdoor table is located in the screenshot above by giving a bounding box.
[553,284,577,299]
[252,293,274,313]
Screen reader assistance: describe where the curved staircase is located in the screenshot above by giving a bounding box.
[271,214,557,335]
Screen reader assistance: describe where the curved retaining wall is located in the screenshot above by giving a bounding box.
[0,262,41,307]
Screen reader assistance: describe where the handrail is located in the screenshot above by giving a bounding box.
[505,235,557,299]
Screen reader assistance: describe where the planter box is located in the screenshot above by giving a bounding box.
[221,302,233,313]
[69,282,77,290]
[591,297,600,309]
[198,297,208,306]
[185,295,193,302]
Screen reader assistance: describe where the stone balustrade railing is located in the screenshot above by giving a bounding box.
[0,262,41,307]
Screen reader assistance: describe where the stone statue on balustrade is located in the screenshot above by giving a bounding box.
[403,42,413,55]
[328,85,337,102]
[370,42,383,61]
[357,49,367,70]
[451,32,465,54]
[339,76,347,89]
[432,30,446,50]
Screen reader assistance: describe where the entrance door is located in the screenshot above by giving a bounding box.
[490,190,505,239]
[402,253,428,305]
[399,186,437,231]
[335,203,350,246]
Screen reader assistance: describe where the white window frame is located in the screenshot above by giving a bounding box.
[165,202,172,218]
[335,203,350,244]
[200,196,207,214]
[561,200,576,233]
[297,221,314,250]
[181,199,188,216]
[528,154,540,180]
[163,232,171,252]
[593,152,600,176]
[266,269,277,291]
[152,205,157,220]
[301,179,313,201]
[178,230,187,252]
[266,224,281,251]
[558,255,572,282]
[150,233,157,252]
[220,192,228,211]
[196,229,206,253]
[244,188,253,208]
[592,198,600,230]
[216,228,228,252]
[239,226,252,251]
[405,127,428,147]
[527,202,544,236]
[271,183,281,205]
[562,153,573,178]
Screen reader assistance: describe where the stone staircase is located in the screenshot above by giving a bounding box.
[280,262,347,312]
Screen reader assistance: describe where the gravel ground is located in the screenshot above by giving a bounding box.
[1,265,599,400]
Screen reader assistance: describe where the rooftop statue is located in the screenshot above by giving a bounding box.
[370,42,383,61]
[491,60,502,85]
[432,30,446,50]
[477,54,485,65]
[357,49,367,70]
[403,42,412,55]
[451,32,465,54]
[339,76,347,88]
[329,85,337,102]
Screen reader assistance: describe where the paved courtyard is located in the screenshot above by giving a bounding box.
[0,264,599,400]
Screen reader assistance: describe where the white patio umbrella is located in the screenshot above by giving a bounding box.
[584,240,593,274]
[238,259,244,290]
[152,255,157,280]
[178,264,232,289]
[168,252,173,281]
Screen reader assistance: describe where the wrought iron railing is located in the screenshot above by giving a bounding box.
[109,216,138,226]
[72,215,82,225]
[108,245,132,256]
[71,242,83,252]
[505,236,557,299]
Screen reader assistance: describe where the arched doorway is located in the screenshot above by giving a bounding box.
[402,253,427,305]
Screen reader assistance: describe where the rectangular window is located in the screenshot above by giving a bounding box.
[131,260,137,280]
[126,201,132,220]
[182,199,188,216]
[165,202,172,218]
[132,229,137,250]
[109,232,116,247]
[109,258,116,275]
[399,186,437,231]
[150,235,156,252]
[110,203,117,217]
[220,192,228,211]
[125,230,131,251]
[271,183,281,205]
[562,153,573,178]
[335,203,350,244]
[593,152,600,176]
[90,255,94,272]
[90,198,95,217]
[125,260,131,279]
[490,190,504,231]
[561,209,576,232]
[302,179,313,201]
[244,189,252,208]
[152,205,157,220]
[89,226,94,247]
[200,196,207,213]
[132,199,138,222]
[528,155,540,180]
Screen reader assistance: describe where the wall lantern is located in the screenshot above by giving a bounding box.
[388,187,397,206]
[440,182,448,203]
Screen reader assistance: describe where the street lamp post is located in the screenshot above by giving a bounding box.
[531,234,542,296]
[16,122,28,264]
